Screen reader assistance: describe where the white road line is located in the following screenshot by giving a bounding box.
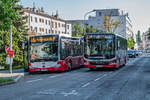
[82,82,90,88]
[14,75,22,82]
[49,75,61,78]
[26,79,43,83]
[94,74,107,81]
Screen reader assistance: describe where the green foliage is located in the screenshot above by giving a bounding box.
[85,25,96,33]
[0,78,13,83]
[136,30,141,43]
[0,0,26,66]
[0,26,24,65]
[72,22,97,37]
[72,22,84,37]
[147,28,150,40]
[0,0,19,30]
[128,37,135,49]
[103,15,120,33]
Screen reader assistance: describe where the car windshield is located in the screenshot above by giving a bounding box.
[128,50,135,54]
[85,35,115,59]
[30,42,58,62]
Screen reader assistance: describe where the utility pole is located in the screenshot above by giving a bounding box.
[10,23,13,74]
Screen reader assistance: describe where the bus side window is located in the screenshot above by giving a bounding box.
[118,40,120,49]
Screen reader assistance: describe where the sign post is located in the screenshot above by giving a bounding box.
[10,24,13,74]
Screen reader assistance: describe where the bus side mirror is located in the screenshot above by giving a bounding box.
[79,36,84,45]
[22,41,27,50]
[118,41,120,48]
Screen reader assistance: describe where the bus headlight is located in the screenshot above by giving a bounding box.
[55,64,61,68]
[29,66,34,70]
[84,62,89,65]
[109,60,116,64]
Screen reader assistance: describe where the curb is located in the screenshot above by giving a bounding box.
[0,72,28,86]
[0,80,15,86]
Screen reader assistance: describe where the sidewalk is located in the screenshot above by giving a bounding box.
[0,69,28,86]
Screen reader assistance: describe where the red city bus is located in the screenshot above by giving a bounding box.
[84,33,127,70]
[24,34,84,72]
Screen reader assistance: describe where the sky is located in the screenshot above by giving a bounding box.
[19,0,150,34]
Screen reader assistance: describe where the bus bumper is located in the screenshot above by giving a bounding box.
[84,64,119,68]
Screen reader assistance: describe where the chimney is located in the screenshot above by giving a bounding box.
[55,10,59,19]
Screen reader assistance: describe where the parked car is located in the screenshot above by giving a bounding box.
[134,50,139,56]
[128,50,136,58]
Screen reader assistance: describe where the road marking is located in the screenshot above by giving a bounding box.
[14,75,22,82]
[61,90,79,96]
[82,82,90,88]
[94,74,107,81]
[26,79,43,83]
[49,75,62,78]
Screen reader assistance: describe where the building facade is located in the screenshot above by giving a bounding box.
[69,9,133,39]
[23,8,72,36]
[142,31,150,50]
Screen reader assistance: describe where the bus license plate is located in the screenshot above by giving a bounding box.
[96,65,103,68]
[41,69,48,71]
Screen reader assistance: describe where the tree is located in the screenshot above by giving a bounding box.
[85,25,96,33]
[103,15,120,33]
[147,28,150,40]
[0,0,27,65]
[127,37,135,49]
[0,26,24,65]
[72,22,84,37]
[136,30,141,44]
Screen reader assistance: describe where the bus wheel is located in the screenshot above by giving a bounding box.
[29,72,35,75]
[24,68,29,72]
[89,67,94,71]
[68,61,72,71]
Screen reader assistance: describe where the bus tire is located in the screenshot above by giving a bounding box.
[24,68,29,72]
[68,61,72,71]
[89,67,94,71]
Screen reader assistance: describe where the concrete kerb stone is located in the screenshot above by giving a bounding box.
[0,72,28,86]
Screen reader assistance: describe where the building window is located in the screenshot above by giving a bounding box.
[46,29,47,34]
[62,24,65,27]
[58,23,60,27]
[35,17,37,23]
[55,22,57,28]
[39,18,42,23]
[30,16,32,22]
[49,21,50,25]
[49,30,51,33]
[59,31,60,34]
[52,30,54,33]
[99,12,102,16]
[45,20,47,25]
[52,21,54,28]
[42,19,44,23]
[35,27,37,32]
[42,28,44,32]
[67,25,69,29]
[30,26,33,31]
[55,30,57,34]
[39,28,42,32]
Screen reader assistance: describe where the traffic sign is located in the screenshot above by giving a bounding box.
[7,50,14,58]
[5,46,10,52]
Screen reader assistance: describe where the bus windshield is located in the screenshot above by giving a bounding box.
[30,42,58,62]
[85,35,115,59]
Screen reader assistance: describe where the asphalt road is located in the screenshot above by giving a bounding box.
[0,55,150,100]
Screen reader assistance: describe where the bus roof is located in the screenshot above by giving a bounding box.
[85,33,126,39]
[29,34,71,38]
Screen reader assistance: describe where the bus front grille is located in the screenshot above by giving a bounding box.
[89,61,108,65]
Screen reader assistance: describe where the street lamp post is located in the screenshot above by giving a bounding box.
[83,9,96,35]
[10,22,13,74]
